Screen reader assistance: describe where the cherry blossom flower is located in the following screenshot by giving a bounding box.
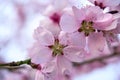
[35,56,74,80]
[29,26,87,80]
[39,0,71,38]
[29,26,86,65]
[1,0,120,80]
[60,6,117,55]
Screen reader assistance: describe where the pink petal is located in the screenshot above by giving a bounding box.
[56,55,72,71]
[35,71,44,80]
[113,13,120,20]
[41,61,57,80]
[34,27,55,46]
[60,14,79,33]
[42,60,59,80]
[40,18,61,38]
[63,46,86,62]
[56,55,73,79]
[104,20,118,30]
[59,31,70,46]
[94,14,114,30]
[72,6,85,22]
[43,70,56,80]
[88,32,106,54]
[42,61,56,73]
[69,32,86,48]
[29,44,53,64]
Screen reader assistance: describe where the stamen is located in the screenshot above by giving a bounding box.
[78,20,95,36]
[49,39,64,56]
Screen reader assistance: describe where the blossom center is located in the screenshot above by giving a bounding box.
[49,39,64,56]
[78,20,95,36]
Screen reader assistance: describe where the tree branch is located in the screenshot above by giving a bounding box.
[0,51,120,70]
[73,52,120,66]
[0,59,41,70]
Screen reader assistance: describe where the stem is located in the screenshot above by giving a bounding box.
[0,52,119,70]
[73,52,120,66]
[0,59,41,70]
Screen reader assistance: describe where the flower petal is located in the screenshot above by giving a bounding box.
[88,32,106,54]
[29,43,53,64]
[59,31,70,46]
[94,14,114,30]
[72,6,85,22]
[40,18,61,38]
[35,71,44,80]
[104,20,118,30]
[63,46,86,62]
[69,32,86,48]
[57,55,72,71]
[56,55,73,79]
[60,14,79,33]
[42,60,56,73]
[34,27,55,46]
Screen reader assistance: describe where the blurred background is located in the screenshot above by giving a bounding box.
[0,0,120,80]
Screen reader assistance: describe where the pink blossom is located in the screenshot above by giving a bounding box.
[40,0,71,38]
[30,27,86,65]
[60,6,116,55]
[35,56,74,80]
[60,6,115,32]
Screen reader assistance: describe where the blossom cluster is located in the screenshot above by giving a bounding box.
[29,0,120,80]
